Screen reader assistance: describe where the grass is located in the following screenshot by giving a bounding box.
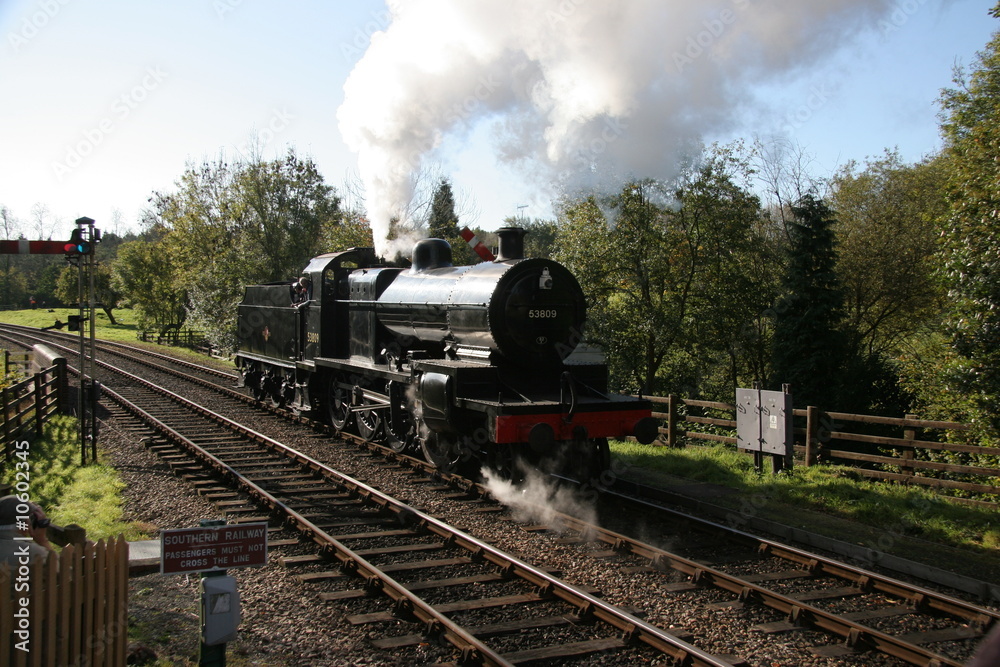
[611,440,1000,557]
[0,415,150,541]
[0,307,236,372]
[0,306,142,342]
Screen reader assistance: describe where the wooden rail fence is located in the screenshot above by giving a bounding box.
[2,363,65,462]
[137,328,206,348]
[0,536,129,667]
[646,394,1000,507]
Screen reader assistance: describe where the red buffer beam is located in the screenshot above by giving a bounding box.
[0,240,71,255]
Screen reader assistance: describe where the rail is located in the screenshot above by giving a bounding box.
[644,394,999,507]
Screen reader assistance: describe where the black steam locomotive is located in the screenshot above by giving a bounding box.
[235,227,658,479]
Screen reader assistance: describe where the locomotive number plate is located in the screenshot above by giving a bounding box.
[528,309,558,319]
[306,332,320,344]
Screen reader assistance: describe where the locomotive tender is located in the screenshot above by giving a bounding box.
[235,227,658,479]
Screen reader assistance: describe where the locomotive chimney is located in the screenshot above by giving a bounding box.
[495,227,527,261]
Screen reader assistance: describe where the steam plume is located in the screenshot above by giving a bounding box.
[338,0,914,254]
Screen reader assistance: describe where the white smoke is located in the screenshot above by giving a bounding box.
[338,0,917,255]
[481,464,598,535]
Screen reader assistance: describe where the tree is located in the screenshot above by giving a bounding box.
[829,152,946,358]
[770,195,847,408]
[426,178,474,264]
[322,209,374,252]
[147,149,340,350]
[936,7,1000,433]
[111,226,186,333]
[557,146,770,396]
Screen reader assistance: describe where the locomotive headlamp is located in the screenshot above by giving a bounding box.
[539,268,553,290]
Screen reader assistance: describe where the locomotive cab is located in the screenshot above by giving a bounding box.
[235,247,378,413]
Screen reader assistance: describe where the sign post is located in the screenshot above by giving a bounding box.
[160,520,268,666]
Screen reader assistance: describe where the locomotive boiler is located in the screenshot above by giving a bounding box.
[235,227,658,480]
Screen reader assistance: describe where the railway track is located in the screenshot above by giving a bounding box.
[95,347,738,664]
[2,325,997,664]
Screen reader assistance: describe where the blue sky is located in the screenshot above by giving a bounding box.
[0,1,996,241]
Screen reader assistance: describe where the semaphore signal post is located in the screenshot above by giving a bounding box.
[0,215,102,463]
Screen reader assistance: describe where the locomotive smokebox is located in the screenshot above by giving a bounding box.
[495,227,527,262]
[411,238,453,272]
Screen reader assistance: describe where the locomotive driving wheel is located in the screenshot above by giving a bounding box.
[420,432,464,472]
[327,377,352,431]
[355,403,382,442]
[384,381,414,454]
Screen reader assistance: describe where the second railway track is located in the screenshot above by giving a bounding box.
[2,324,997,664]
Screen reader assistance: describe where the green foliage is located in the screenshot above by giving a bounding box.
[771,195,848,407]
[937,22,1000,435]
[111,226,186,333]
[426,178,474,264]
[322,209,375,251]
[428,177,458,240]
[520,218,559,259]
[143,148,341,351]
[829,152,946,357]
[557,145,773,397]
[0,264,29,307]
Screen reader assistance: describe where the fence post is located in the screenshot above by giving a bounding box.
[1,386,9,461]
[805,405,819,466]
[666,394,678,447]
[34,372,43,439]
[54,357,67,415]
[901,413,917,480]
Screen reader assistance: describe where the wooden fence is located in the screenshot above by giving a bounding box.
[647,395,1000,507]
[0,536,129,667]
[3,350,32,376]
[137,328,206,349]
[2,363,65,462]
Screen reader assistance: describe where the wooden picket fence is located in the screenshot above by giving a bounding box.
[0,536,129,667]
[648,394,1000,508]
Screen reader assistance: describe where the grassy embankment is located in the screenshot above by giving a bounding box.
[0,415,150,541]
[612,440,1000,578]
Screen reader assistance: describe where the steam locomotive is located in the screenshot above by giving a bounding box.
[234,227,658,480]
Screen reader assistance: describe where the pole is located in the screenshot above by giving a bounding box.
[200,518,228,667]
[88,227,98,460]
[76,241,86,465]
